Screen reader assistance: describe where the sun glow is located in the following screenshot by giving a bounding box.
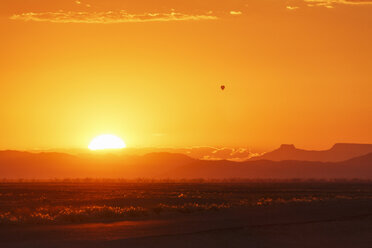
[88,134,126,150]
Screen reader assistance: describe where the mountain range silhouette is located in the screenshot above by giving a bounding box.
[249,143,372,162]
[0,143,371,179]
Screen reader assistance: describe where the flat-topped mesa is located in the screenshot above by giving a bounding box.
[250,143,372,162]
[330,143,372,152]
[278,144,296,151]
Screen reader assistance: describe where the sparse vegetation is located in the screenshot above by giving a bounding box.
[0,181,371,224]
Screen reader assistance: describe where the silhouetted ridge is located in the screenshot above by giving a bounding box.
[341,152,372,167]
[250,143,372,162]
[0,148,372,179]
[331,143,372,153]
[141,152,195,162]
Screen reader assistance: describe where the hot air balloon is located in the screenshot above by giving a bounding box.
[221,85,225,90]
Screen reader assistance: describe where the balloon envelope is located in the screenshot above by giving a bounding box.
[221,85,225,90]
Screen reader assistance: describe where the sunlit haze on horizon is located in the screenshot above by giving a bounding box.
[1,3,372,246]
[0,0,371,151]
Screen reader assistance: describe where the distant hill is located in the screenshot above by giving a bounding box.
[0,151,195,179]
[166,153,372,179]
[0,150,371,179]
[249,143,372,162]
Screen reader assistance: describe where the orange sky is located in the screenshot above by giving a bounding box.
[0,0,371,151]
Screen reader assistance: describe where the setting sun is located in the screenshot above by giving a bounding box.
[1,0,372,247]
[88,135,126,150]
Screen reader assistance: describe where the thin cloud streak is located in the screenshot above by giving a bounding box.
[305,0,372,6]
[229,11,243,15]
[286,6,300,10]
[10,11,218,24]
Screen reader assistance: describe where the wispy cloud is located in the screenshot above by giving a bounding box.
[202,147,255,161]
[286,6,300,10]
[229,11,243,15]
[10,10,218,24]
[305,0,372,8]
[75,0,91,8]
[130,146,258,161]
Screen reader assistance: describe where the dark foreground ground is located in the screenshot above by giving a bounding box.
[0,181,371,247]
